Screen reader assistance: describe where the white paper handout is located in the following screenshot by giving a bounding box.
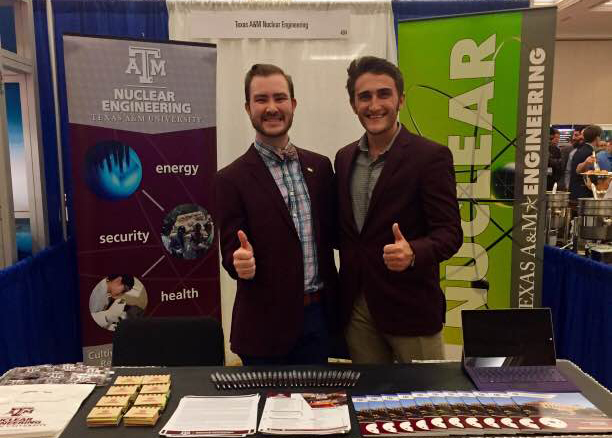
[0,383,95,438]
[159,394,260,437]
[258,392,350,435]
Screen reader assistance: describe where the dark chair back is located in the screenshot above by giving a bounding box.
[112,316,224,366]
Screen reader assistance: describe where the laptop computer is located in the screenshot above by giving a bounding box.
[461,308,579,392]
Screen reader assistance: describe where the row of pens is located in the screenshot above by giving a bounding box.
[210,369,361,390]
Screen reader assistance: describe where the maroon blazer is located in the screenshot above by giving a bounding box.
[334,125,462,336]
[214,145,338,357]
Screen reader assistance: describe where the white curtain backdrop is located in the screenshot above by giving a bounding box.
[168,0,397,363]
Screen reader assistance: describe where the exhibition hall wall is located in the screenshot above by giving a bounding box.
[551,40,612,124]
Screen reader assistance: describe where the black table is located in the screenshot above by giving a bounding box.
[59,360,612,438]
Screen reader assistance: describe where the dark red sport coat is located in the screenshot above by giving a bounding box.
[214,145,338,357]
[334,125,462,336]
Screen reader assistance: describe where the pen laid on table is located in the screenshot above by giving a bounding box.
[210,369,362,390]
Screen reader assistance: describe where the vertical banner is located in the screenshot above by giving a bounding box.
[64,35,219,365]
[397,8,556,350]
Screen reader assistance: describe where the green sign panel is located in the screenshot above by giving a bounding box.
[398,8,556,346]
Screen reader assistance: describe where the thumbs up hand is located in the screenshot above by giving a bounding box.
[233,230,256,279]
[383,223,415,272]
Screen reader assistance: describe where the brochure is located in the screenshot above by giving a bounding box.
[259,392,350,435]
[352,391,612,436]
[159,394,259,437]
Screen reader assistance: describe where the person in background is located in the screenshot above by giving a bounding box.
[203,221,214,248]
[161,223,172,252]
[334,56,462,364]
[560,126,584,191]
[169,226,187,258]
[570,125,602,200]
[189,222,206,258]
[547,127,563,190]
[596,140,612,171]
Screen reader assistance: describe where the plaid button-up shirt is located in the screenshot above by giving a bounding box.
[254,140,322,293]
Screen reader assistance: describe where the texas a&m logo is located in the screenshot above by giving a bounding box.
[8,407,34,417]
[125,46,166,84]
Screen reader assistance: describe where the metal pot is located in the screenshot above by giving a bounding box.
[545,191,571,245]
[581,172,612,198]
[546,191,570,229]
[577,198,612,241]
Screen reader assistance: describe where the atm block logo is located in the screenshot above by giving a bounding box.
[125,46,167,84]
[7,407,34,417]
[0,406,42,426]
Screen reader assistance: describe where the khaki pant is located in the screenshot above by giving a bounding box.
[345,293,444,364]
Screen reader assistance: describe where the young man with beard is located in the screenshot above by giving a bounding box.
[569,125,603,200]
[561,126,584,191]
[334,56,462,363]
[214,64,338,365]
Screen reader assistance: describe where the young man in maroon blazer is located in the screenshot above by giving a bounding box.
[214,64,338,365]
[335,56,463,363]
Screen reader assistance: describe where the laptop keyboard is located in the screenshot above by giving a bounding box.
[475,366,568,383]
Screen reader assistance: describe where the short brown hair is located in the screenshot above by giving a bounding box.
[346,56,404,104]
[244,64,294,102]
[583,125,602,143]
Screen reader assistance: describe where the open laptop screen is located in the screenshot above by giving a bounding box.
[462,308,557,367]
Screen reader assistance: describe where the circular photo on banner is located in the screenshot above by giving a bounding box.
[89,275,148,331]
[84,140,142,200]
[161,204,214,260]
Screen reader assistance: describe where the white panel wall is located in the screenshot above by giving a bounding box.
[551,40,612,124]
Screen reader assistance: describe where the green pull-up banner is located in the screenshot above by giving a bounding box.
[397,7,556,349]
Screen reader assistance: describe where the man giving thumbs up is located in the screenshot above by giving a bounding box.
[335,56,462,363]
[215,64,338,365]
[233,230,255,279]
[383,223,415,272]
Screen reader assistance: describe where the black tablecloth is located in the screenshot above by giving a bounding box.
[59,360,612,438]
